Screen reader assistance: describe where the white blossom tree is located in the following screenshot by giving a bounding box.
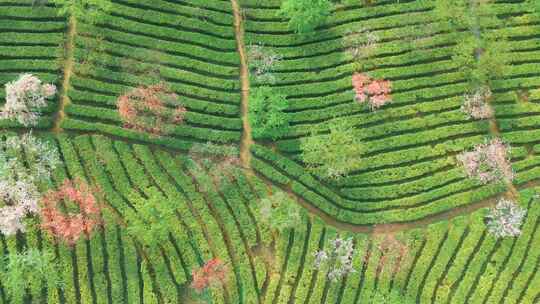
[486,198,526,238]
[1,74,56,127]
[314,237,356,282]
[0,133,60,235]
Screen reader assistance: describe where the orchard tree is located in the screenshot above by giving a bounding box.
[125,187,179,250]
[49,0,112,24]
[461,86,493,120]
[301,119,363,179]
[259,191,302,232]
[486,198,526,238]
[314,237,356,282]
[0,249,62,303]
[117,83,186,136]
[352,73,392,110]
[458,138,514,184]
[0,133,60,236]
[188,142,241,191]
[1,74,56,127]
[247,44,282,84]
[248,87,289,140]
[191,258,228,293]
[277,0,333,34]
[40,178,102,245]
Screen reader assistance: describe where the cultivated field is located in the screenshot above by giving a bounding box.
[0,0,539,303]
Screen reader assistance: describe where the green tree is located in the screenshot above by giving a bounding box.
[277,0,333,34]
[249,87,290,140]
[125,187,178,250]
[0,249,62,303]
[259,191,302,232]
[301,120,363,179]
[50,0,111,24]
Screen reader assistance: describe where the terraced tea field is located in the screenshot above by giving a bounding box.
[0,0,539,303]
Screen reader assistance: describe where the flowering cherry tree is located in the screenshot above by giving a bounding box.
[0,133,60,236]
[486,198,526,238]
[191,258,228,292]
[40,178,102,245]
[462,86,494,119]
[352,73,392,110]
[117,83,186,136]
[1,74,56,126]
[314,237,355,282]
[458,138,514,184]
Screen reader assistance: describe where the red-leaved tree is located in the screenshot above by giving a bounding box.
[191,258,228,292]
[352,73,392,110]
[117,83,186,136]
[40,178,102,245]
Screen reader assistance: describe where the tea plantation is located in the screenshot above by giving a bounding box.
[0,0,539,303]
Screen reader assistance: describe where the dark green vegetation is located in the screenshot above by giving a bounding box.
[1,0,540,303]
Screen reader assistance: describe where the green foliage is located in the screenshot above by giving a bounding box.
[249,87,290,140]
[259,191,302,232]
[125,187,178,250]
[50,0,111,24]
[0,249,62,303]
[301,120,362,179]
[277,0,333,33]
[434,0,509,88]
[376,288,414,303]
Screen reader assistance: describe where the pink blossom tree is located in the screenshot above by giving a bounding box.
[117,83,186,136]
[458,138,514,184]
[1,74,56,126]
[191,258,228,292]
[352,73,392,110]
[40,178,102,245]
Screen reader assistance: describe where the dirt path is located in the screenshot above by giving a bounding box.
[52,16,76,133]
[231,0,254,170]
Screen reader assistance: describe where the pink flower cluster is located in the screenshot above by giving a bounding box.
[462,86,493,120]
[40,179,101,245]
[458,138,514,184]
[352,73,392,110]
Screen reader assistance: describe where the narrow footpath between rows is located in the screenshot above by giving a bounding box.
[231,0,254,171]
[52,16,76,133]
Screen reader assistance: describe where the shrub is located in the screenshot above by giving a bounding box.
[259,191,302,232]
[1,74,56,127]
[277,0,333,34]
[457,138,514,184]
[0,133,60,236]
[40,178,102,245]
[247,44,282,84]
[117,83,186,136]
[191,258,228,292]
[352,73,392,110]
[461,86,493,119]
[50,0,112,24]
[301,120,363,179]
[314,237,356,282]
[248,87,289,140]
[486,198,526,238]
[0,249,61,303]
